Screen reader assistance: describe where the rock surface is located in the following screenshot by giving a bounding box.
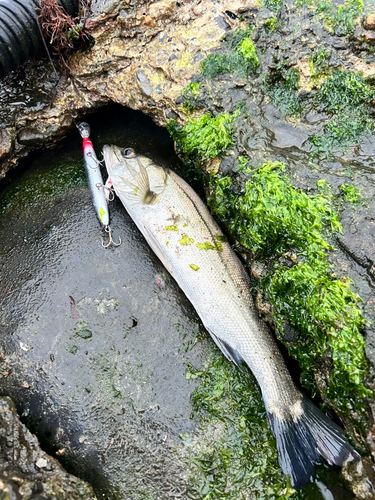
[1,0,375,497]
[0,0,245,178]
[0,396,96,500]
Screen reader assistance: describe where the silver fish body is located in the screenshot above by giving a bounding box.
[103,145,358,487]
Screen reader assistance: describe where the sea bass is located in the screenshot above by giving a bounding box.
[103,144,358,488]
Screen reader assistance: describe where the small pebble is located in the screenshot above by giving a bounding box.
[35,458,48,469]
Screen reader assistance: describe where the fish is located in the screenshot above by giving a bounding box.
[103,144,359,488]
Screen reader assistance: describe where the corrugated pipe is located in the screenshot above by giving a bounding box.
[0,0,79,78]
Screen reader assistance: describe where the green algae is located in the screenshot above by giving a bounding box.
[179,234,194,245]
[165,225,178,231]
[316,0,364,35]
[196,242,216,251]
[263,0,283,12]
[236,156,252,173]
[183,352,325,499]
[184,83,200,98]
[263,262,370,426]
[211,162,341,258]
[293,0,364,34]
[214,234,227,242]
[310,70,375,158]
[167,112,237,162]
[208,161,370,431]
[264,66,302,117]
[308,48,330,82]
[74,320,93,339]
[264,16,279,30]
[189,264,200,271]
[310,116,373,159]
[0,159,86,215]
[201,28,259,79]
[182,83,202,113]
[196,241,223,252]
[313,70,375,114]
[67,345,78,355]
[340,183,365,204]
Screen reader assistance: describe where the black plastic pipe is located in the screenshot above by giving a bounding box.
[0,0,79,78]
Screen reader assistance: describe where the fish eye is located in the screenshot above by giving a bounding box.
[123,148,135,157]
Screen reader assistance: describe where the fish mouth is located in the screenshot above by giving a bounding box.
[102,144,122,174]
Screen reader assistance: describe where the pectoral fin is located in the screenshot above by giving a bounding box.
[127,158,160,205]
[207,329,246,371]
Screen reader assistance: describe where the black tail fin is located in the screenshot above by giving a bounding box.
[267,395,360,488]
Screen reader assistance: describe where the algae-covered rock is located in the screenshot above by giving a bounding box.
[1,0,375,497]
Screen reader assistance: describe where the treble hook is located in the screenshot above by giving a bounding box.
[102,225,121,248]
[87,151,104,168]
[105,186,115,202]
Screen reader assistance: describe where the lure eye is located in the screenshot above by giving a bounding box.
[123,148,135,157]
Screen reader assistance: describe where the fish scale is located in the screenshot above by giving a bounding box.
[103,144,359,488]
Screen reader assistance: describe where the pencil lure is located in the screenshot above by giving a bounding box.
[76,122,120,248]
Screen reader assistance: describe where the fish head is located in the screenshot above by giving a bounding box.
[102,144,134,177]
[103,145,167,206]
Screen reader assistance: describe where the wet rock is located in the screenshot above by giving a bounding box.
[0,396,97,500]
[0,114,216,499]
[136,70,153,96]
[365,32,375,46]
[165,109,179,120]
[17,127,45,147]
[342,456,375,500]
[0,129,12,166]
[364,14,375,30]
[0,0,238,177]
[269,121,309,149]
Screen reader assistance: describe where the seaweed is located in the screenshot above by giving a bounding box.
[201,28,259,79]
[308,48,330,82]
[208,161,370,430]
[183,353,298,499]
[309,70,375,158]
[264,66,302,117]
[316,0,364,35]
[340,183,365,204]
[167,112,237,161]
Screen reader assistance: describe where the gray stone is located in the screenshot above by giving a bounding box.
[0,396,96,500]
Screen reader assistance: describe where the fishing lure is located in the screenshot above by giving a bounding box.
[76,122,120,248]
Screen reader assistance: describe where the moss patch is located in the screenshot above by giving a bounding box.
[208,161,370,431]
